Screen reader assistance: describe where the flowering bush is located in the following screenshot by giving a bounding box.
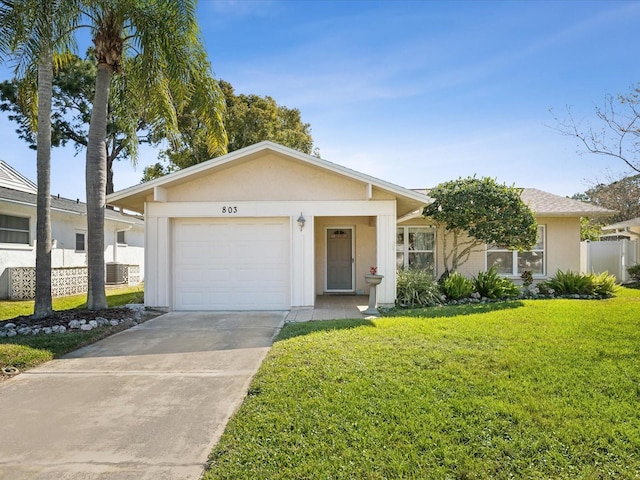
[370,266,378,275]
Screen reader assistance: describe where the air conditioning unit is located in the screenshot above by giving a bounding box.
[106,262,126,285]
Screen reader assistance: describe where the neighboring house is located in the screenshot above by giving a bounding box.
[0,160,145,299]
[106,141,613,311]
[601,217,640,241]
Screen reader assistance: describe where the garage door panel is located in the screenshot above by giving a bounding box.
[173,218,290,310]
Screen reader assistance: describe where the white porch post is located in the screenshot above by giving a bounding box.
[376,214,396,307]
[291,214,315,307]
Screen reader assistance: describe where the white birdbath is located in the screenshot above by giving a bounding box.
[363,274,384,316]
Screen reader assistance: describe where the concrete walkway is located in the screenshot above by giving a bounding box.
[0,311,286,480]
[285,295,369,321]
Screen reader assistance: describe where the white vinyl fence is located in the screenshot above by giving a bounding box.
[580,239,638,283]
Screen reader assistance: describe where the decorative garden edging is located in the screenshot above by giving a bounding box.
[0,304,147,338]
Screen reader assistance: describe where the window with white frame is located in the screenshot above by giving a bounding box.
[116,230,127,245]
[396,226,436,273]
[486,225,545,276]
[0,214,30,244]
[75,232,86,251]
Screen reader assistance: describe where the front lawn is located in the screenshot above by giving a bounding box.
[205,288,640,479]
[0,285,144,321]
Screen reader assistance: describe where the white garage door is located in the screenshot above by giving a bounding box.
[173,217,290,310]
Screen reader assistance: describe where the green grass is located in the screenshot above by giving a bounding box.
[0,286,144,370]
[0,285,144,321]
[205,288,640,479]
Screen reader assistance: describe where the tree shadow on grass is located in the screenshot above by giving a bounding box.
[276,318,375,342]
[384,300,526,319]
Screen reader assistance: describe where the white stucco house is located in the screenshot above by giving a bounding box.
[0,160,145,299]
[106,141,612,311]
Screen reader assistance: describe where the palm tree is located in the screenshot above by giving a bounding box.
[0,0,80,318]
[81,0,226,309]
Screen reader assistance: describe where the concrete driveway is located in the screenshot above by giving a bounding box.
[0,311,286,480]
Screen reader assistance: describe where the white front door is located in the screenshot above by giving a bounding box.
[326,227,354,291]
[173,217,290,310]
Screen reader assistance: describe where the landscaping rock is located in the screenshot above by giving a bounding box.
[68,320,80,329]
[17,327,32,335]
[4,322,16,329]
[80,324,94,331]
[6,330,16,337]
[43,327,52,334]
[89,320,98,328]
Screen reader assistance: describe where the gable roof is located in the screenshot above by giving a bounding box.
[0,160,37,194]
[520,188,615,217]
[106,141,431,215]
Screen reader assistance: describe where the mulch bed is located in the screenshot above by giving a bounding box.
[4,307,140,329]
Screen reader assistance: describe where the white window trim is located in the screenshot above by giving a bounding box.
[0,213,31,248]
[396,225,436,275]
[486,225,546,277]
[75,230,87,252]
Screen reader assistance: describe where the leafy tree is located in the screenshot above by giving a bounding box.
[423,177,538,274]
[570,173,640,239]
[579,217,602,242]
[0,0,80,318]
[0,53,156,195]
[81,0,226,310]
[143,80,313,180]
[553,83,640,173]
[582,174,640,223]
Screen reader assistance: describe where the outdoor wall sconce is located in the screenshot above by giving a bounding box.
[297,212,306,231]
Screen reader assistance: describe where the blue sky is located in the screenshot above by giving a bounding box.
[1,0,640,201]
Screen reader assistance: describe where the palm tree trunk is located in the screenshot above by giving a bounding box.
[85,62,111,310]
[33,34,53,318]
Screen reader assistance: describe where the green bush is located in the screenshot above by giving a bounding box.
[541,270,618,296]
[628,264,640,283]
[441,272,474,300]
[396,269,443,307]
[473,267,519,299]
[544,270,593,295]
[590,271,619,296]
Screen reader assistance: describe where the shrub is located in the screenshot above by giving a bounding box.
[543,270,593,295]
[520,270,533,288]
[628,264,640,283]
[473,267,519,299]
[396,269,443,307]
[441,272,474,300]
[541,270,618,296]
[590,271,619,296]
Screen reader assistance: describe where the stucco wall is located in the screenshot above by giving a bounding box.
[542,216,581,274]
[166,153,382,202]
[397,215,582,280]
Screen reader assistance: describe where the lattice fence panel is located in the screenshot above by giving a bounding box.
[9,265,141,300]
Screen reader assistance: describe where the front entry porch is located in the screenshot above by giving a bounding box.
[285,295,370,321]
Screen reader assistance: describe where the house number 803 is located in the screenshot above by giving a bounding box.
[222,206,238,214]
